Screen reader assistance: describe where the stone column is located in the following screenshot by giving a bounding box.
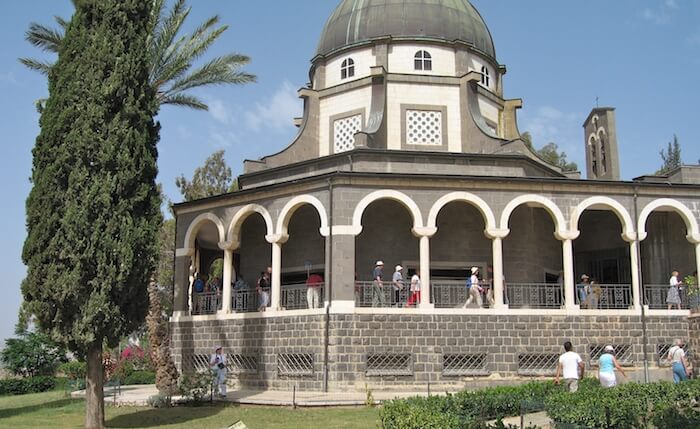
[267,233,289,311]
[330,232,356,309]
[696,243,700,289]
[629,239,642,309]
[173,251,193,314]
[487,229,509,309]
[413,227,436,309]
[220,248,233,314]
[556,229,579,312]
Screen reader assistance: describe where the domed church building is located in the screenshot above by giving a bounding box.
[171,0,700,390]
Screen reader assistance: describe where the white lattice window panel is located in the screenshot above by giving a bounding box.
[366,354,413,376]
[442,354,489,376]
[517,353,559,376]
[185,354,211,373]
[657,344,690,367]
[277,353,314,376]
[589,345,633,367]
[406,110,442,146]
[333,115,362,153]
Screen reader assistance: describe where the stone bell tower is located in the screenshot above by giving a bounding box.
[583,108,620,180]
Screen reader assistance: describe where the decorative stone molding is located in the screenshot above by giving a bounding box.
[637,198,700,243]
[352,190,424,232]
[427,192,497,232]
[412,226,437,238]
[569,196,635,241]
[182,213,226,249]
[227,204,275,243]
[276,195,330,238]
[499,194,567,238]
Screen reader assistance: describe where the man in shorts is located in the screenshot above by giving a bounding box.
[555,341,585,392]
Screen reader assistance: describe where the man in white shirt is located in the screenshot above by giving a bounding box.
[555,341,585,392]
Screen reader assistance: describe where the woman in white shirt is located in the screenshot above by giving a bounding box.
[666,271,682,310]
[668,339,691,383]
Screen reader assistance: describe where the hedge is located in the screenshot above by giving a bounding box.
[123,370,156,385]
[545,380,700,429]
[0,376,57,396]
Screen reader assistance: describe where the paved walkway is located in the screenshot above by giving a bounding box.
[72,384,454,407]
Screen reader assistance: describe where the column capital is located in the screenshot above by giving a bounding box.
[485,228,510,240]
[622,231,638,243]
[412,226,437,238]
[688,233,700,245]
[555,230,580,241]
[217,241,239,251]
[266,234,289,245]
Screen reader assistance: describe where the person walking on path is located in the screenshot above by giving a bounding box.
[464,267,483,308]
[667,270,683,310]
[555,341,585,392]
[392,265,405,307]
[668,338,691,383]
[372,261,385,307]
[306,273,324,309]
[210,346,227,397]
[598,345,627,388]
[407,269,421,307]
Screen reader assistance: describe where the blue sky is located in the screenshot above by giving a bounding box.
[1,0,699,344]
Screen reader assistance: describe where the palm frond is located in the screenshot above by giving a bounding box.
[25,22,64,53]
[158,93,208,110]
[162,54,255,96]
[54,16,69,30]
[19,57,53,75]
[150,0,189,80]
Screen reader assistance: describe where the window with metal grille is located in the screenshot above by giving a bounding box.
[414,50,432,71]
[341,58,355,79]
[588,344,633,367]
[517,353,559,375]
[657,343,690,367]
[277,353,314,376]
[185,353,257,375]
[442,354,489,376]
[186,354,211,373]
[366,353,413,376]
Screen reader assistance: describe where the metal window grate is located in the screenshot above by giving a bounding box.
[442,354,489,376]
[657,344,690,367]
[588,344,633,367]
[185,354,211,373]
[277,353,314,376]
[518,353,559,376]
[228,354,258,374]
[366,354,413,376]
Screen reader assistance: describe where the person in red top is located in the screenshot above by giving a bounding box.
[307,273,324,309]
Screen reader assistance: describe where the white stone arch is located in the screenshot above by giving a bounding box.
[227,204,275,245]
[499,194,568,239]
[638,198,700,243]
[570,196,635,241]
[427,192,497,233]
[182,213,226,250]
[352,190,424,235]
[276,195,330,237]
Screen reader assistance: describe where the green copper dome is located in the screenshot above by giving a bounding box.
[316,0,496,60]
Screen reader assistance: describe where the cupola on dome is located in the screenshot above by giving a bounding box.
[316,0,496,60]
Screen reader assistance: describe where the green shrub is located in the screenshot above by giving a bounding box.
[147,393,171,408]
[178,371,214,405]
[0,376,57,395]
[1,331,67,377]
[545,380,700,429]
[124,370,156,385]
[58,361,86,380]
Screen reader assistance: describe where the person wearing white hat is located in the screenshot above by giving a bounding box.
[598,345,626,388]
[464,267,483,308]
[372,261,385,307]
[392,265,405,307]
[210,346,227,397]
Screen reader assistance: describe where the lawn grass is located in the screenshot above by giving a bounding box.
[0,391,381,429]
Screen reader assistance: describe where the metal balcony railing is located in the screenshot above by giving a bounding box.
[432,280,494,308]
[231,289,260,313]
[579,284,633,310]
[280,283,325,310]
[643,284,690,309]
[192,292,221,315]
[355,281,410,308]
[507,283,563,309]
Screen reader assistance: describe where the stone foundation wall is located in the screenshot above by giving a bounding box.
[688,313,700,372]
[171,314,689,391]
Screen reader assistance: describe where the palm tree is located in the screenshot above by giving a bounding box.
[20,0,255,111]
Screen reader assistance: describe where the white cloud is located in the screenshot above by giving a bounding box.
[208,98,231,125]
[640,0,679,25]
[244,81,301,132]
[0,72,18,85]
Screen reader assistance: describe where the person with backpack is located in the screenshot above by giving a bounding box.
[463,267,483,308]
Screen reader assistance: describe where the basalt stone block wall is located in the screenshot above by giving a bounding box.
[171,314,689,391]
[688,313,700,372]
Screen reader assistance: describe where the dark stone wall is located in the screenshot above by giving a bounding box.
[171,313,689,391]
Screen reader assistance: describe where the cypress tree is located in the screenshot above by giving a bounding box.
[21,1,160,427]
